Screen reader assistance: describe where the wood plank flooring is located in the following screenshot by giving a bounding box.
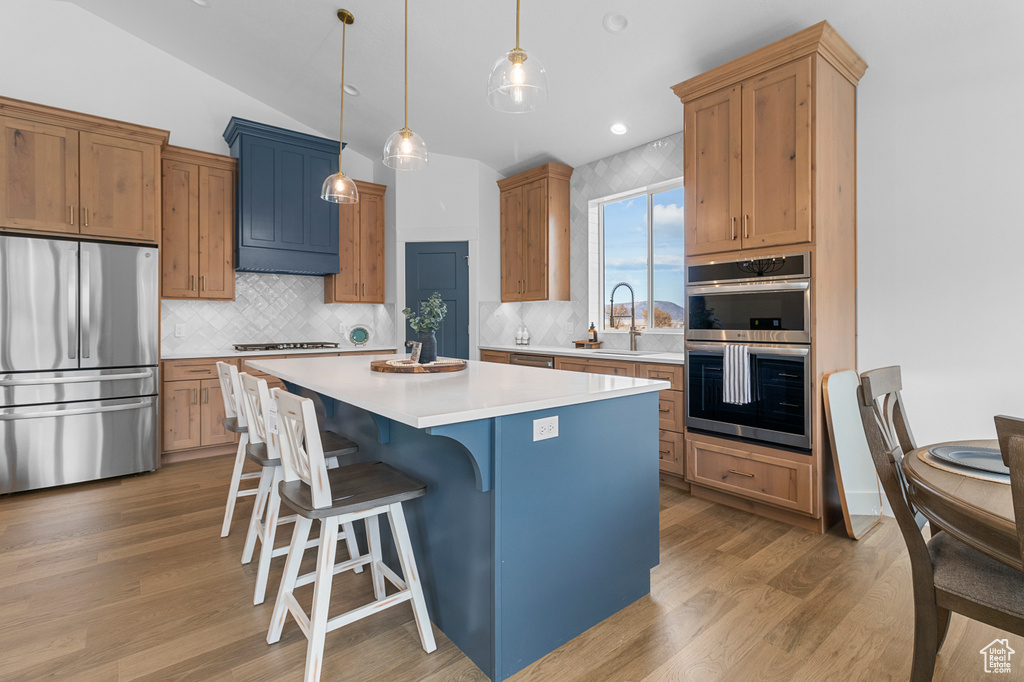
[1,456,1019,681]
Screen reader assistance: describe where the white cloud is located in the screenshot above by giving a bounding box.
[653,203,683,226]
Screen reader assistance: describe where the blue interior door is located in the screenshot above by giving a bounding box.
[405,242,469,359]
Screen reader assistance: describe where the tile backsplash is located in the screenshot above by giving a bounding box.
[161,272,395,355]
[479,132,685,353]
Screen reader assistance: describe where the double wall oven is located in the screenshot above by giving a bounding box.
[685,253,812,451]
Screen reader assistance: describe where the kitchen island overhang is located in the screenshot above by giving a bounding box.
[247,355,667,680]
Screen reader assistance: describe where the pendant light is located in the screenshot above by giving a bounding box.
[321,9,359,203]
[486,0,548,113]
[382,0,428,170]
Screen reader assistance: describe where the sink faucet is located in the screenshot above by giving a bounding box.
[608,282,642,351]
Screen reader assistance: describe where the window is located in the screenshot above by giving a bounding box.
[598,180,684,332]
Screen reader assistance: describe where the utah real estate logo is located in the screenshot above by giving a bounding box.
[980,639,1014,674]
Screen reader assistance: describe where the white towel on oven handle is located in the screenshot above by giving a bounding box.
[723,345,753,405]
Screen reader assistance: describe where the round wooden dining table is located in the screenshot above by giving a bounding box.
[903,439,1021,571]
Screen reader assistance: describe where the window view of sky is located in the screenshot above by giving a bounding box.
[602,185,684,330]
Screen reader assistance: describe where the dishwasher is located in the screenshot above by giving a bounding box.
[508,353,555,369]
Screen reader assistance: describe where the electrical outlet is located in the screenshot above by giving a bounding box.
[174,324,185,338]
[339,322,346,334]
[533,416,558,441]
[564,323,573,335]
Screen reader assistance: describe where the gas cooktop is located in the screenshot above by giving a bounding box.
[233,342,340,352]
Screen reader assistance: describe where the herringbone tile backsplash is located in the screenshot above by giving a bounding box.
[161,273,396,355]
[479,132,685,352]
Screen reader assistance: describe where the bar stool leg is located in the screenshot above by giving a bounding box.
[253,466,284,605]
[306,517,340,682]
[387,503,436,652]
[365,515,386,601]
[242,466,273,565]
[341,521,364,574]
[268,515,312,644]
[220,433,251,537]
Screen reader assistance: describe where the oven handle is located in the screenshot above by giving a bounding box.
[686,280,809,296]
[685,342,809,357]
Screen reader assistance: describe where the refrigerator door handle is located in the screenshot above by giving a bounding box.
[0,369,154,387]
[66,251,77,360]
[81,249,91,358]
[0,398,154,421]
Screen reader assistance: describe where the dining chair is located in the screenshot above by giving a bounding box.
[237,372,362,605]
[993,415,1024,566]
[216,361,260,538]
[267,388,435,682]
[859,367,1024,682]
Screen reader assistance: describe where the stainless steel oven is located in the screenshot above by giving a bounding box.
[685,342,811,450]
[686,252,811,344]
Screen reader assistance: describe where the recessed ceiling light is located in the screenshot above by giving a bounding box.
[191,0,211,7]
[603,12,629,33]
[610,122,628,135]
[343,84,360,97]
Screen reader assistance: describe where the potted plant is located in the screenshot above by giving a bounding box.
[402,292,447,363]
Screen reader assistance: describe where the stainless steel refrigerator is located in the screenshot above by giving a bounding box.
[0,235,159,494]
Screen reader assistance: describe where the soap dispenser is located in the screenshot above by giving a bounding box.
[588,322,598,343]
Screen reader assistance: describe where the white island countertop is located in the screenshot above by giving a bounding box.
[247,354,668,429]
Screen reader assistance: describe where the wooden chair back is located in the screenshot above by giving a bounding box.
[993,415,1024,568]
[216,361,246,427]
[272,388,332,509]
[857,367,931,569]
[239,373,273,451]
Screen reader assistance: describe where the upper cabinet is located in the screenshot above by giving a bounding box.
[324,180,386,304]
[0,97,167,244]
[223,117,340,276]
[674,22,867,257]
[161,146,237,300]
[498,162,572,302]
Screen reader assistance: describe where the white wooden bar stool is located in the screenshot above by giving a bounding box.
[216,361,260,538]
[267,389,436,682]
[237,372,361,605]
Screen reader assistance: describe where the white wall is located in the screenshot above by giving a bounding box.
[390,153,501,357]
[853,3,1024,443]
[0,0,374,179]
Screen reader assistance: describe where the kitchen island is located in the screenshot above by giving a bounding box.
[246,354,667,681]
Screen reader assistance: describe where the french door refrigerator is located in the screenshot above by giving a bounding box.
[0,235,159,494]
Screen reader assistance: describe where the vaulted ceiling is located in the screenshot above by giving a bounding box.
[67,0,884,175]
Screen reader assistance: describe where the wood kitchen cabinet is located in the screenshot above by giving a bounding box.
[498,163,571,302]
[683,58,811,256]
[324,180,386,304]
[0,96,167,244]
[161,146,236,300]
[161,358,239,454]
[673,21,866,532]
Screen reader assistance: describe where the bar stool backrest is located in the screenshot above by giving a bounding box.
[272,388,332,509]
[239,373,274,455]
[994,415,1024,569]
[216,361,246,428]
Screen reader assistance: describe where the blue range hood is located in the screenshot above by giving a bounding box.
[223,117,344,276]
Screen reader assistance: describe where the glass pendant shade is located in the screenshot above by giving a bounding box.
[382,127,428,171]
[321,171,359,203]
[486,47,548,113]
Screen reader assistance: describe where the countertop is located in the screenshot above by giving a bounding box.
[479,344,685,366]
[161,345,397,360]
[246,354,668,429]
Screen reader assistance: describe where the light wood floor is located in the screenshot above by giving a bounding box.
[1,456,1019,681]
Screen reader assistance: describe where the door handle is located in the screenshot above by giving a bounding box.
[731,216,737,240]
[81,207,88,228]
[203,387,209,404]
[192,388,198,405]
[743,214,750,239]
[191,275,196,291]
[66,252,77,359]
[69,205,75,226]
[0,398,154,421]
[658,407,671,413]
[80,249,91,358]
[201,275,206,292]
[728,469,754,478]
[659,449,671,455]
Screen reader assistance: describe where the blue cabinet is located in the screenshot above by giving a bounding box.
[223,117,342,275]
